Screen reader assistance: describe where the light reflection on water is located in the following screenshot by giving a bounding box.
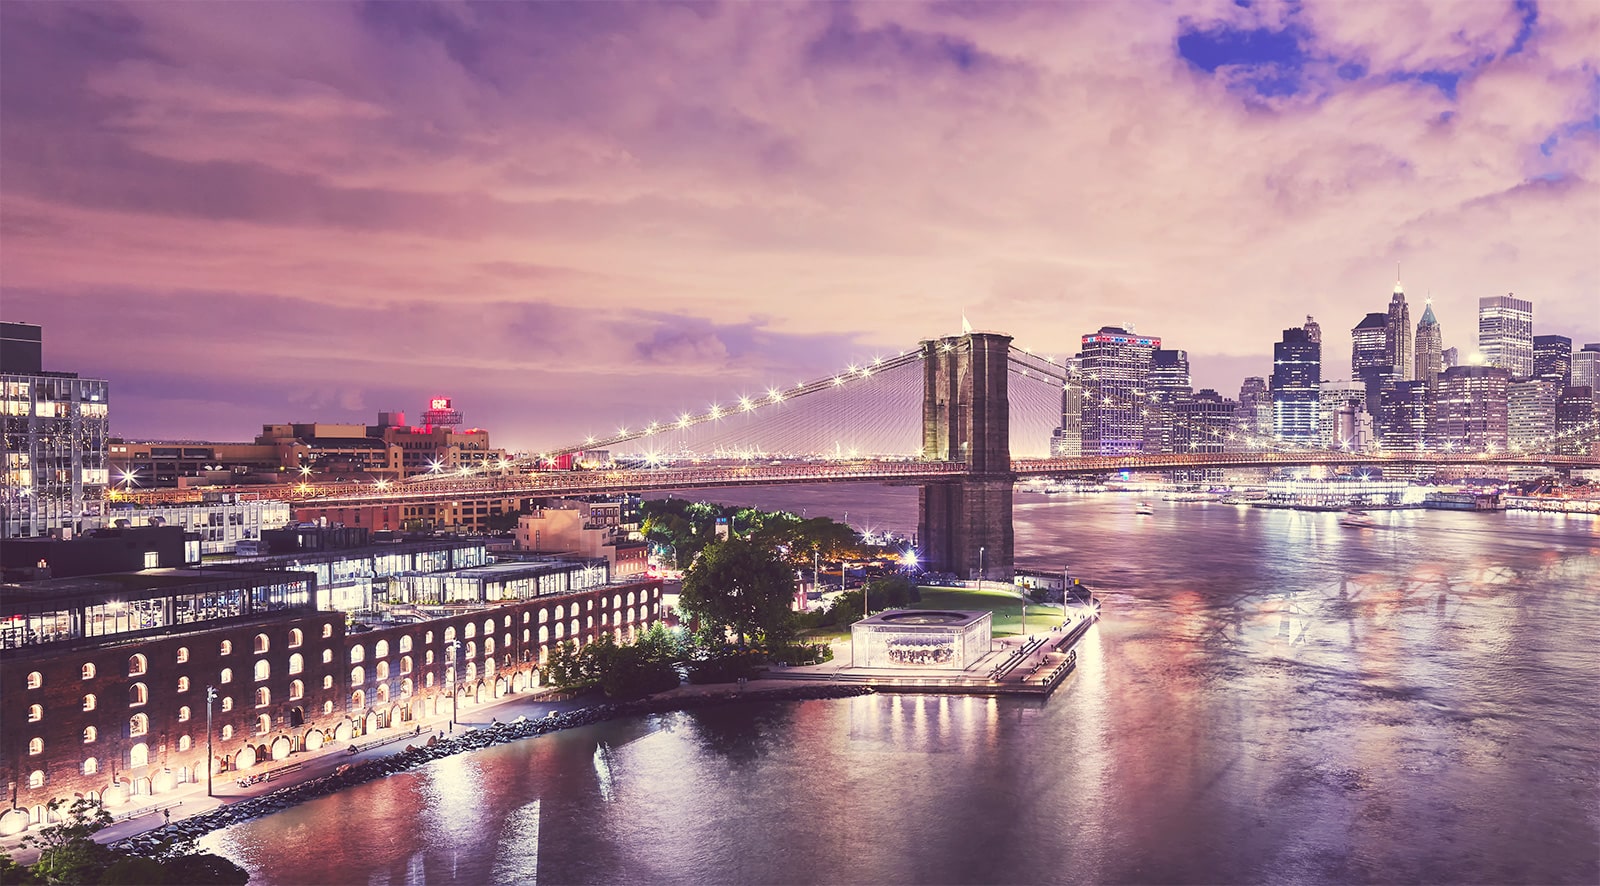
[204,492,1600,884]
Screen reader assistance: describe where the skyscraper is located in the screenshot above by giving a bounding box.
[1,322,111,538]
[1532,334,1573,387]
[1302,315,1321,345]
[1379,380,1433,452]
[1508,378,1559,451]
[1144,349,1192,454]
[1352,312,1391,417]
[1574,344,1600,391]
[1271,327,1321,443]
[1478,294,1533,377]
[1386,283,1413,381]
[1233,377,1271,445]
[1318,380,1368,449]
[1050,355,1083,457]
[1079,327,1159,455]
[1442,346,1460,371]
[1435,365,1511,453]
[1555,386,1596,455]
[1414,299,1443,384]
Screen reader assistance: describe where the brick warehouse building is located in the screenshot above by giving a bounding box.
[0,568,661,835]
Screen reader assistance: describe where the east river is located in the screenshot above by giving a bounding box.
[203,490,1600,884]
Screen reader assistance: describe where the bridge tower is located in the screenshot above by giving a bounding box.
[918,332,1014,581]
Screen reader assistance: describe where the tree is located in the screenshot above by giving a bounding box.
[20,797,114,884]
[678,537,797,646]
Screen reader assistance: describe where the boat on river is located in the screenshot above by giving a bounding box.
[1339,509,1376,528]
[1135,502,1155,516]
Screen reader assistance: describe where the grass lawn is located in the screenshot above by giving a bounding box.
[910,587,1064,637]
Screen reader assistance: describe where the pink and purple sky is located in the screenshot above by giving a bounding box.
[2,0,1596,452]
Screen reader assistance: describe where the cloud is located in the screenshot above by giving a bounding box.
[2,0,1596,453]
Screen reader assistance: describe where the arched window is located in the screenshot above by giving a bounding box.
[425,650,434,665]
[350,645,365,664]
[176,646,189,663]
[221,697,233,712]
[523,629,530,643]
[376,661,390,681]
[375,640,389,658]
[220,640,232,655]
[26,671,41,689]
[401,677,413,697]
[444,626,456,643]
[255,687,270,708]
[82,758,98,776]
[289,680,304,700]
[523,611,531,624]
[178,705,191,722]
[554,605,565,620]
[465,662,477,682]
[466,641,477,660]
[28,771,43,789]
[220,668,233,684]
[503,633,510,647]
[322,700,334,715]
[322,675,333,690]
[352,689,366,710]
[129,683,148,707]
[425,630,435,644]
[485,638,496,656]
[351,666,365,685]
[483,619,494,637]
[398,635,412,653]
[321,623,333,639]
[288,653,304,675]
[82,662,96,680]
[177,676,190,693]
[289,628,303,648]
[256,715,271,735]
[254,633,269,654]
[83,694,96,712]
[130,713,149,737]
[28,737,43,755]
[464,623,476,639]
[83,726,97,743]
[254,660,270,681]
[425,672,434,688]
[130,742,149,767]
[128,654,147,676]
[539,609,549,623]
[221,725,233,740]
[27,704,41,722]
[322,649,333,664]
[178,735,191,752]
[400,655,413,675]
[503,615,511,628]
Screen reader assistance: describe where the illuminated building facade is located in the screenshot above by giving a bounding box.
[1233,377,1271,445]
[1318,380,1369,449]
[1573,344,1600,391]
[1050,356,1083,458]
[1079,327,1159,455]
[1556,387,1595,455]
[1144,349,1191,454]
[1271,327,1320,443]
[1508,379,1559,451]
[1414,301,1443,384]
[1478,294,1533,378]
[1377,381,1431,452]
[1532,335,1572,387]
[1386,284,1413,381]
[1435,365,1511,452]
[2,323,110,539]
[1352,312,1391,418]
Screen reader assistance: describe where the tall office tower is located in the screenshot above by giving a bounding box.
[1303,315,1321,345]
[1435,365,1511,453]
[1175,389,1236,453]
[1049,355,1083,457]
[1508,379,1559,451]
[1143,349,1192,454]
[1079,327,1160,455]
[1533,335,1573,387]
[1352,311,1392,417]
[1233,377,1271,445]
[1414,300,1443,384]
[1386,283,1414,381]
[1555,387,1596,455]
[1478,293,1533,377]
[1442,346,1460,370]
[1318,380,1368,448]
[1,323,110,538]
[1271,327,1321,443]
[1574,344,1600,390]
[1379,380,1433,452]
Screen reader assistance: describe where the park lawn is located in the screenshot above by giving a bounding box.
[910,587,1064,637]
[797,625,852,644]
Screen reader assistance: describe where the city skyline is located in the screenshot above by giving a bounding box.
[2,1,1597,450]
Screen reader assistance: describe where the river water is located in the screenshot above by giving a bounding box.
[204,490,1600,884]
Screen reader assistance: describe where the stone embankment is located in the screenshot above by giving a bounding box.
[112,684,873,854]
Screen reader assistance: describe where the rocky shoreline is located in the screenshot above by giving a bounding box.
[111,683,874,855]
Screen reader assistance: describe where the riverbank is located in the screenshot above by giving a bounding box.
[102,682,873,859]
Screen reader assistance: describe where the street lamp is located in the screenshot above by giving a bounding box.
[205,685,217,797]
[444,641,460,729]
[978,546,986,590]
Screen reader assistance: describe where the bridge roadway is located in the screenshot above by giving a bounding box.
[113,451,1600,508]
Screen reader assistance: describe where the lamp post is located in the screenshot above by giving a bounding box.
[445,641,460,729]
[978,545,986,590]
[205,685,217,797]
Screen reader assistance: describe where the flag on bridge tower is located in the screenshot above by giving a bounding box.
[961,313,973,334]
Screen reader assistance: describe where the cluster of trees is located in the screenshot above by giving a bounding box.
[641,500,880,571]
[0,799,247,885]
[541,624,685,699]
[797,576,921,630]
